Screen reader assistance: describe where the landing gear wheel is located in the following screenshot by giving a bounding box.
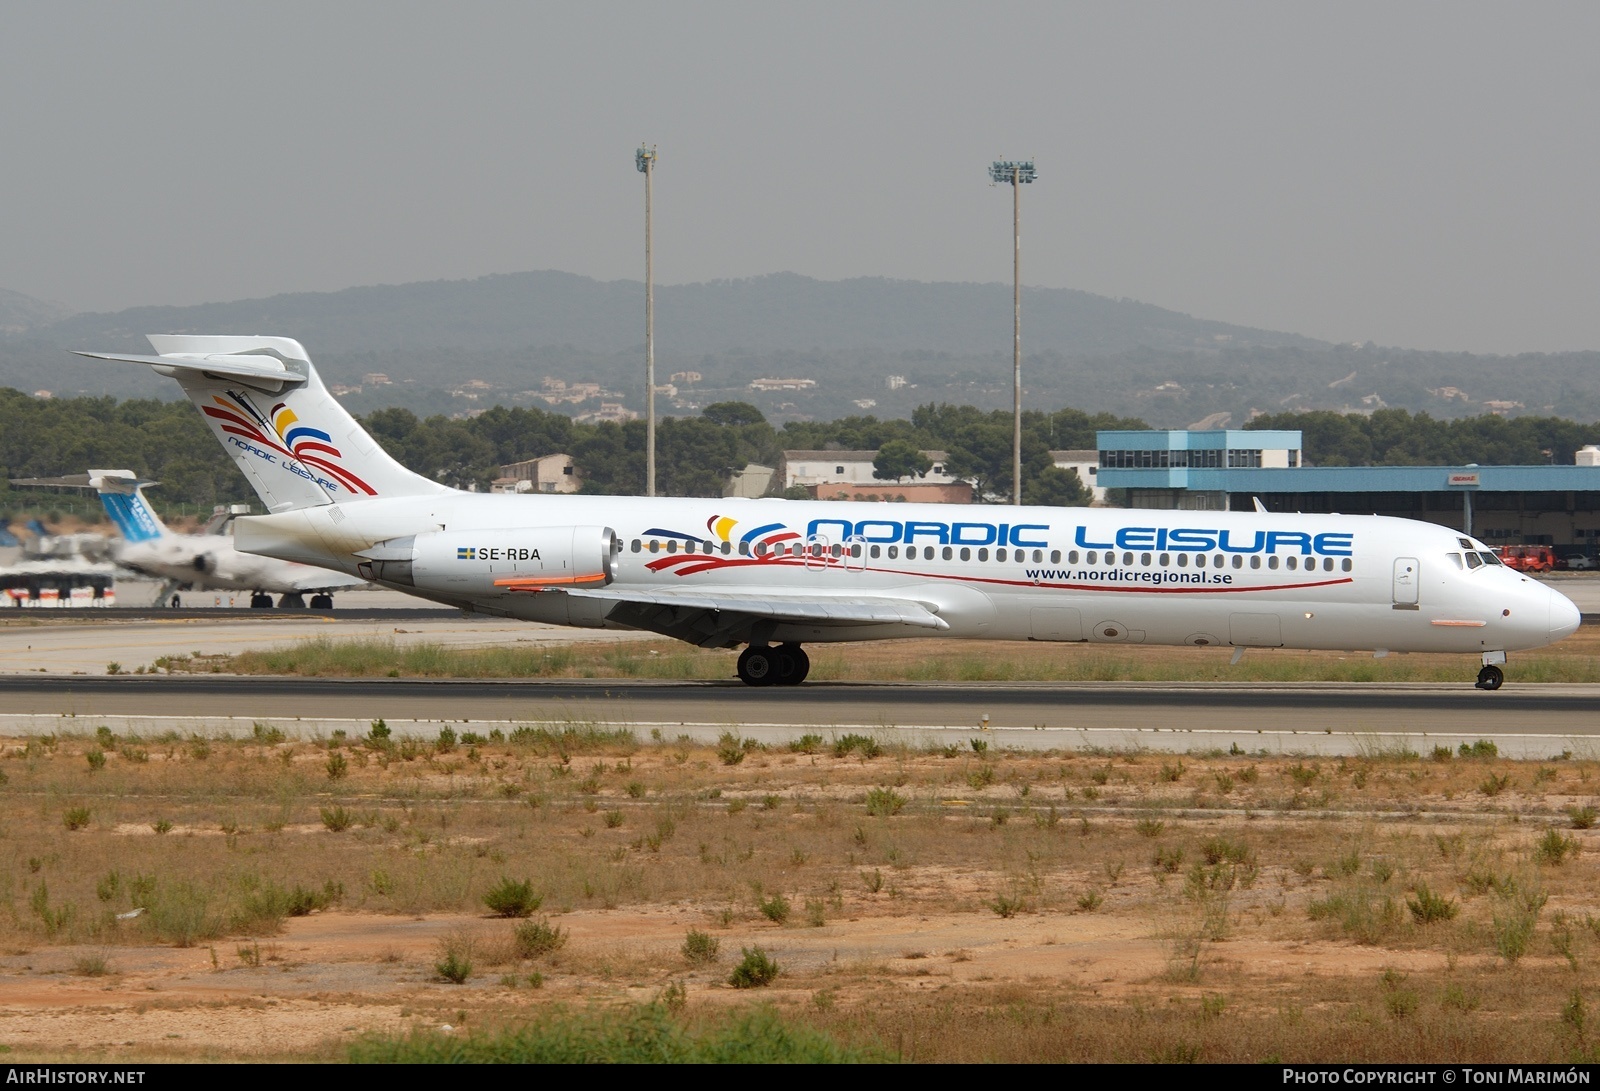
[772,643,810,686]
[737,645,777,687]
[279,593,306,610]
[249,593,273,609]
[1476,664,1504,691]
[309,594,333,610]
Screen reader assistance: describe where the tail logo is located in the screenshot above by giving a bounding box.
[201,392,375,496]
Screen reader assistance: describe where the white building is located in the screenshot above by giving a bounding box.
[493,453,580,494]
[779,450,957,491]
[1050,448,1107,503]
[724,464,776,499]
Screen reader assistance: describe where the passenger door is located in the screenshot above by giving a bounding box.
[1392,557,1419,607]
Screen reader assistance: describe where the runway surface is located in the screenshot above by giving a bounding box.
[4,674,1598,758]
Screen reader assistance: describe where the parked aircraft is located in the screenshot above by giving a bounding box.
[14,470,367,608]
[82,336,1581,688]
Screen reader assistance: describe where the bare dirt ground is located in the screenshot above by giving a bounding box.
[4,726,1600,1061]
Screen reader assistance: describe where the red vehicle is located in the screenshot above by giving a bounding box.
[1497,544,1556,573]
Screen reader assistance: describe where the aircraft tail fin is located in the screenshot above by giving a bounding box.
[88,470,168,542]
[77,336,450,513]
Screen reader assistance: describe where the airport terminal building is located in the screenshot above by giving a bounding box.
[1097,428,1600,560]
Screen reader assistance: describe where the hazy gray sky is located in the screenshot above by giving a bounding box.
[3,2,1598,353]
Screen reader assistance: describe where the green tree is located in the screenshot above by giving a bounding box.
[872,439,932,482]
[701,402,766,427]
[1025,465,1089,507]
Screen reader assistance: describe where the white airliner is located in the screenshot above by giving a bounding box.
[81,336,1581,689]
[27,469,367,608]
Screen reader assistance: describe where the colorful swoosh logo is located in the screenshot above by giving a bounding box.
[201,392,375,496]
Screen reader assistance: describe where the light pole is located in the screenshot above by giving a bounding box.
[637,144,658,497]
[990,159,1035,505]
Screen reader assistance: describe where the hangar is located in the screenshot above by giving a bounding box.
[1096,429,1600,562]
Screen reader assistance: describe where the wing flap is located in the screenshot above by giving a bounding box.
[560,587,950,630]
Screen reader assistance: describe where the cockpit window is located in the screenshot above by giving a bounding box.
[1464,552,1483,569]
[1478,551,1502,566]
[1448,552,1464,569]
[1457,538,1473,549]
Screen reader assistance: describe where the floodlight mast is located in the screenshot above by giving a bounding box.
[637,144,658,497]
[990,160,1035,506]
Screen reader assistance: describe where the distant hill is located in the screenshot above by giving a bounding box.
[0,288,71,336]
[5,271,1600,426]
[32,270,1323,357]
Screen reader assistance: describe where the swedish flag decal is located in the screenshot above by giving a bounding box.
[457,547,476,560]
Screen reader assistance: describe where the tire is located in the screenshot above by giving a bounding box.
[773,644,810,686]
[250,593,273,609]
[309,594,333,610]
[1476,665,1504,691]
[737,645,777,687]
[279,593,306,610]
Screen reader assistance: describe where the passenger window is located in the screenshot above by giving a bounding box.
[959,547,971,561]
[942,546,953,561]
[1286,556,1297,570]
[1465,552,1483,569]
[1159,553,1170,566]
[1177,554,1188,568]
[1250,556,1261,569]
[978,548,989,561]
[1268,556,1280,570]
[1050,550,1060,564]
[869,545,880,559]
[888,545,899,559]
[630,539,641,553]
[925,547,936,560]
[1068,551,1079,564]
[685,541,696,554]
[1342,558,1352,572]
[1140,553,1152,567]
[1232,555,1243,569]
[1214,555,1224,568]
[1323,557,1334,571]
[668,540,678,553]
[831,544,842,558]
[1122,552,1134,566]
[1033,550,1043,563]
[1448,553,1463,569]
[997,548,1008,562]
[648,540,660,553]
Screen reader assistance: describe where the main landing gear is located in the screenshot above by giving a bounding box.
[736,643,810,687]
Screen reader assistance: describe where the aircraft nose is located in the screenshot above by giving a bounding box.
[1549,586,1582,641]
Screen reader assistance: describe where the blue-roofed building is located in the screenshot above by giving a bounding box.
[1096,429,1600,560]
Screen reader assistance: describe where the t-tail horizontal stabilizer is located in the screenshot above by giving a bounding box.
[77,336,449,513]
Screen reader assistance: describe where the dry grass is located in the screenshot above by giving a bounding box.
[151,626,1600,683]
[7,726,1600,1061]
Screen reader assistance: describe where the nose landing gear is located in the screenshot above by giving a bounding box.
[736,643,811,687]
[1476,651,1506,690]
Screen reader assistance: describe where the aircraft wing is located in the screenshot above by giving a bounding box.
[280,568,370,593]
[556,586,948,646]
